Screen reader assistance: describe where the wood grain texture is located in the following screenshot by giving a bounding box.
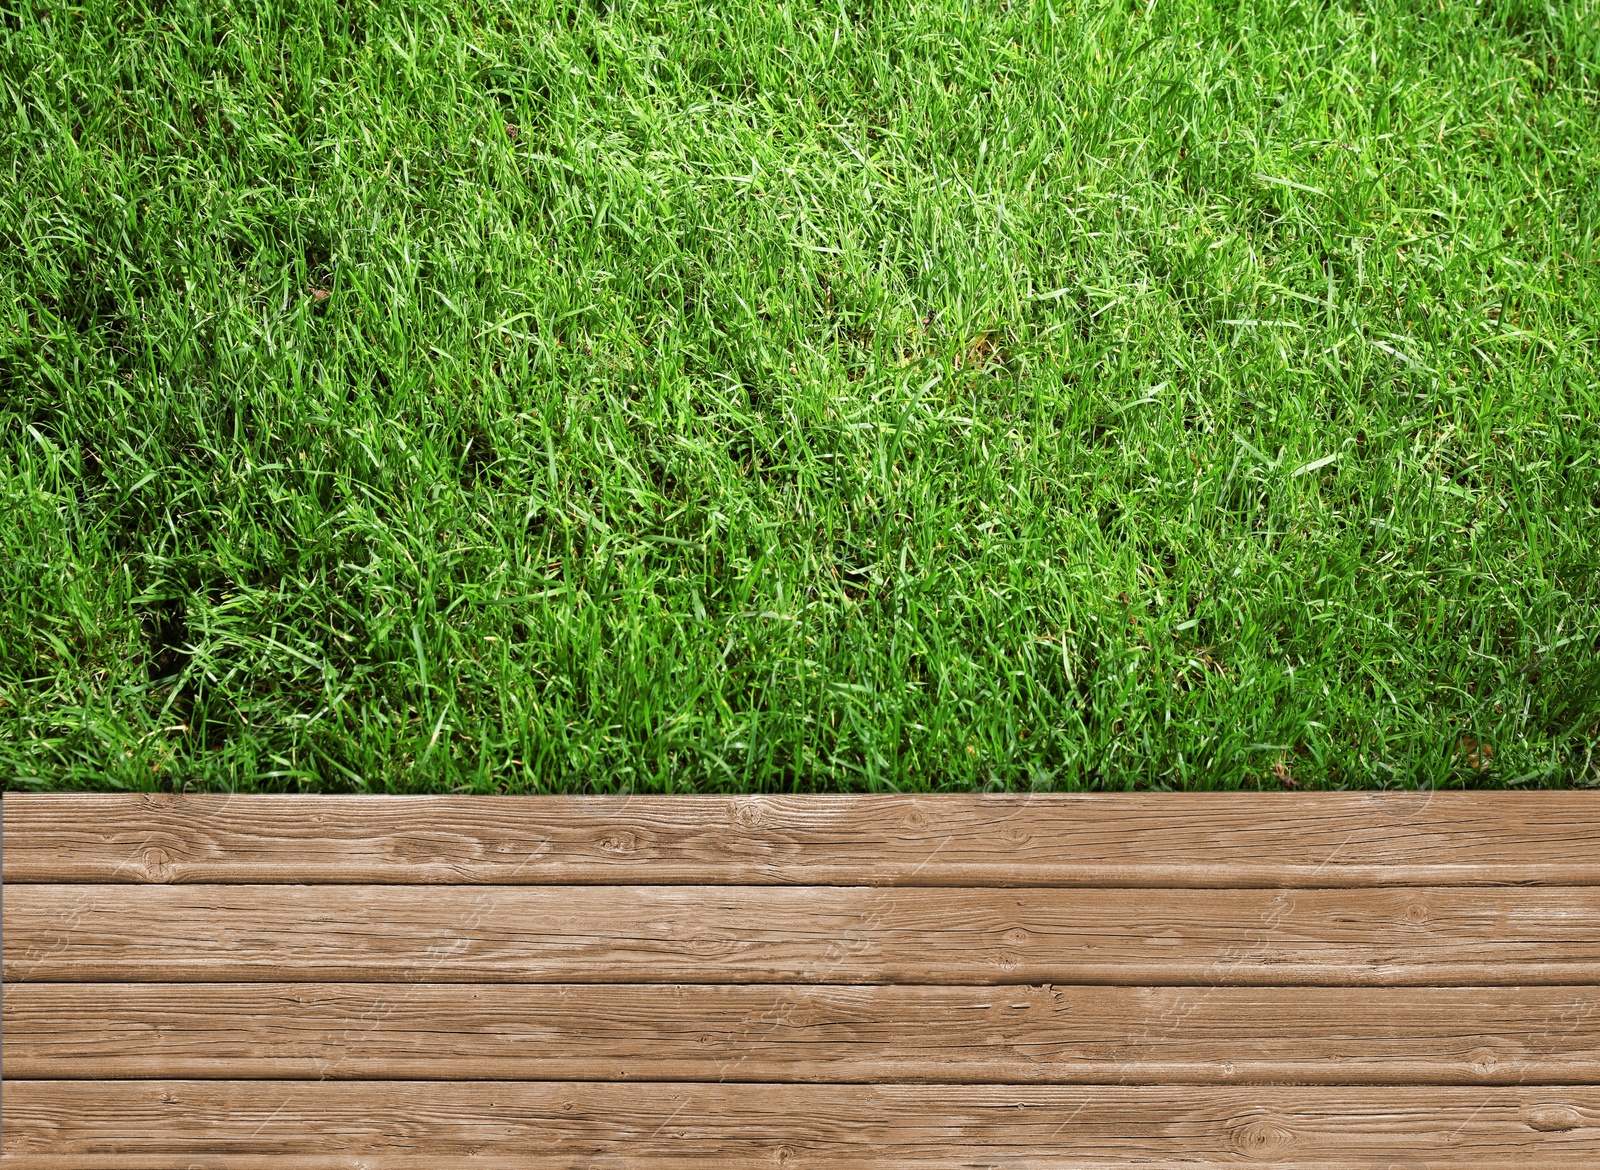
[7,791,1600,887]
[8,884,1600,986]
[7,794,1598,1167]
[6,983,1597,1084]
[4,1081,1598,1168]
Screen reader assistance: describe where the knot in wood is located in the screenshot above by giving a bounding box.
[140,846,175,881]
[1466,1045,1503,1074]
[1522,1103,1582,1132]
[1228,1116,1295,1158]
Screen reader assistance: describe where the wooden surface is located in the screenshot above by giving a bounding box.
[4,792,1599,1166]
[8,983,1598,1084]
[10,883,1600,985]
[6,1082,1600,1167]
[8,791,1600,886]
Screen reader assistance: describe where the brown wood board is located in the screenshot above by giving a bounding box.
[8,883,1599,986]
[7,791,1600,887]
[6,982,1597,1084]
[4,1081,1599,1167]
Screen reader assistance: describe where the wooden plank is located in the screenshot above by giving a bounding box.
[6,983,1597,1084]
[5,792,1599,887]
[7,884,1600,986]
[4,1081,1597,1167]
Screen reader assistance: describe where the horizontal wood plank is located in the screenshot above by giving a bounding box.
[6,792,1599,887]
[6,983,1597,1084]
[4,1081,1597,1167]
[7,884,1599,986]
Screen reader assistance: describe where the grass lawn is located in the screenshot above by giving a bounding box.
[3,0,1598,791]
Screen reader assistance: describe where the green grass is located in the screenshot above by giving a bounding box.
[3,0,1598,791]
